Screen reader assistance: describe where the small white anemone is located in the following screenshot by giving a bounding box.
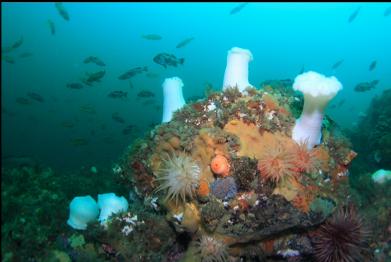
[371,169,391,184]
[292,71,342,149]
[67,195,99,230]
[155,153,200,204]
[223,47,254,93]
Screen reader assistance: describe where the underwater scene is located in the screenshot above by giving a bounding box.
[1,2,391,262]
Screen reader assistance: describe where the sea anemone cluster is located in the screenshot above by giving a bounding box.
[313,205,370,262]
[119,50,359,261]
[194,235,229,262]
[155,153,201,204]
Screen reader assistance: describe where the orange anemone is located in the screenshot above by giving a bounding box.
[197,179,210,197]
[210,155,230,177]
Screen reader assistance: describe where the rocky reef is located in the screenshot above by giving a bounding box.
[1,166,69,261]
[350,88,391,171]
[114,79,368,261]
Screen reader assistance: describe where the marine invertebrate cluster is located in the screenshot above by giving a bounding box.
[119,69,359,261]
[155,153,201,204]
[194,235,229,262]
[313,205,370,262]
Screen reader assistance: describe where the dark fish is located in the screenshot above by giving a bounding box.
[16,97,31,105]
[230,3,249,15]
[384,6,391,17]
[337,99,346,107]
[332,59,344,69]
[55,2,70,21]
[154,105,162,111]
[348,6,361,23]
[27,92,45,103]
[176,37,195,48]
[137,90,155,98]
[145,72,159,79]
[2,155,38,168]
[204,82,215,97]
[142,34,162,40]
[112,112,125,124]
[2,56,15,64]
[153,53,184,68]
[354,80,379,92]
[70,138,88,146]
[102,136,116,144]
[79,105,96,114]
[12,37,24,49]
[19,52,33,58]
[187,95,204,102]
[129,80,134,89]
[118,66,148,80]
[142,99,156,106]
[84,56,105,66]
[83,70,106,85]
[299,65,305,74]
[122,124,135,135]
[67,82,84,89]
[2,46,14,54]
[369,60,377,71]
[61,121,75,128]
[48,19,55,35]
[50,96,59,102]
[2,107,16,117]
[108,91,128,99]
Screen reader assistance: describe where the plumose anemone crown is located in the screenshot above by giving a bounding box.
[293,71,342,98]
[155,153,201,204]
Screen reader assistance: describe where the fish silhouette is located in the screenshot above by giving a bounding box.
[230,3,249,15]
[348,6,361,23]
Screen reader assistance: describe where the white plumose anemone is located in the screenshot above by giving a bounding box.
[97,193,129,224]
[292,71,342,149]
[223,47,254,93]
[162,77,186,123]
[155,154,201,204]
[194,235,229,262]
[67,195,99,230]
[371,169,391,184]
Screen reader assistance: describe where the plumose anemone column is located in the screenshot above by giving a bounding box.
[292,71,342,149]
[162,77,186,123]
[223,47,254,93]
